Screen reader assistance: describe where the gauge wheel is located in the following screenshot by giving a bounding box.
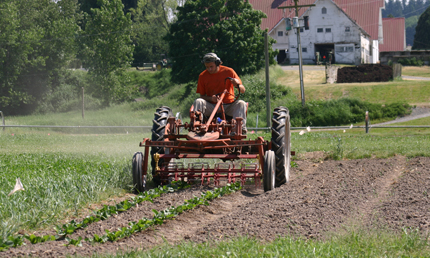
[263,150,275,192]
[132,152,146,193]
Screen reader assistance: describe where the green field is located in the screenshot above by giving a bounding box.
[278,66,430,106]
[402,66,430,78]
[1,65,430,256]
[0,132,144,239]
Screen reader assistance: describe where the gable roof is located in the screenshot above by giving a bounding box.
[379,18,406,52]
[248,0,384,40]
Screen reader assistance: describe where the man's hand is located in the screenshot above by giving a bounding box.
[229,77,241,87]
[200,94,219,103]
[209,95,218,103]
[229,77,245,94]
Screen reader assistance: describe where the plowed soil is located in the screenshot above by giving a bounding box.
[3,154,430,257]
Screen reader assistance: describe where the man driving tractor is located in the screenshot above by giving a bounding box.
[192,53,248,134]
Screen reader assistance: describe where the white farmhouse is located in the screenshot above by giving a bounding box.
[288,0,374,65]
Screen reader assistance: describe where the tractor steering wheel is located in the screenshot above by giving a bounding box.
[220,77,241,103]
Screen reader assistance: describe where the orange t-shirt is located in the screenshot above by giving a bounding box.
[197,65,242,104]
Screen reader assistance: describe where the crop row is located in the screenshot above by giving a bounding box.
[0,181,190,251]
[82,182,241,245]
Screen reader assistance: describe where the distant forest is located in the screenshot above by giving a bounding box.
[382,0,430,46]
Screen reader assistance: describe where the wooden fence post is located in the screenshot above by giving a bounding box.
[393,63,402,79]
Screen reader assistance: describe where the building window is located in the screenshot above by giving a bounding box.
[300,28,304,33]
[322,7,327,14]
[345,26,350,32]
[317,28,323,33]
[302,47,307,53]
[278,31,283,37]
[325,28,332,33]
[336,46,354,52]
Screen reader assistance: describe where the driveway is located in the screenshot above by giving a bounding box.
[402,75,430,81]
[280,65,325,71]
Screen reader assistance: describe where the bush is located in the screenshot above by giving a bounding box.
[398,57,424,66]
[123,69,173,99]
[35,70,103,114]
[241,74,293,114]
[286,98,411,127]
[382,102,412,118]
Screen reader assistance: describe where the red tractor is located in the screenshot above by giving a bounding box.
[132,83,292,192]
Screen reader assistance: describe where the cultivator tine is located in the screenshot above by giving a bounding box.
[167,162,184,170]
[186,162,209,184]
[188,162,210,169]
[214,163,232,169]
[167,162,184,181]
[241,163,261,188]
[214,163,233,186]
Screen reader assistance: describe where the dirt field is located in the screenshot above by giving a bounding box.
[3,154,430,257]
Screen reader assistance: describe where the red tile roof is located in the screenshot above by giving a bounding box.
[248,0,385,40]
[379,18,406,51]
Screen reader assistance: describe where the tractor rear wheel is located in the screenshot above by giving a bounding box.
[263,150,275,192]
[271,106,291,187]
[150,106,173,186]
[132,152,146,193]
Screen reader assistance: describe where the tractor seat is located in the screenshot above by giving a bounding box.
[189,102,248,120]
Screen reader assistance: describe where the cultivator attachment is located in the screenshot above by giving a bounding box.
[155,160,261,187]
[139,136,267,188]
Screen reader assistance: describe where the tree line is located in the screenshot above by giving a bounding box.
[0,0,274,115]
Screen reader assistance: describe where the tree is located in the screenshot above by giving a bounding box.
[131,0,170,65]
[392,0,404,17]
[383,0,395,17]
[166,0,277,84]
[413,5,430,49]
[79,0,134,104]
[406,0,417,18]
[405,15,419,46]
[0,0,81,115]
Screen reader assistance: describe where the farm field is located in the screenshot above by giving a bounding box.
[1,127,430,257]
[403,66,430,78]
[1,65,430,257]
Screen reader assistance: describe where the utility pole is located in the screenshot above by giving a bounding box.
[278,0,315,107]
[82,87,85,120]
[264,32,271,128]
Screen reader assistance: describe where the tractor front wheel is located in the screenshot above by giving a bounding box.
[271,106,291,187]
[132,152,146,193]
[263,150,275,192]
[150,106,173,186]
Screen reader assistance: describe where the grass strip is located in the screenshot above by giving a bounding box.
[73,182,242,246]
[0,181,190,251]
[90,227,430,257]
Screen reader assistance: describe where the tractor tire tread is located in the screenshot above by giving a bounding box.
[271,106,291,187]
